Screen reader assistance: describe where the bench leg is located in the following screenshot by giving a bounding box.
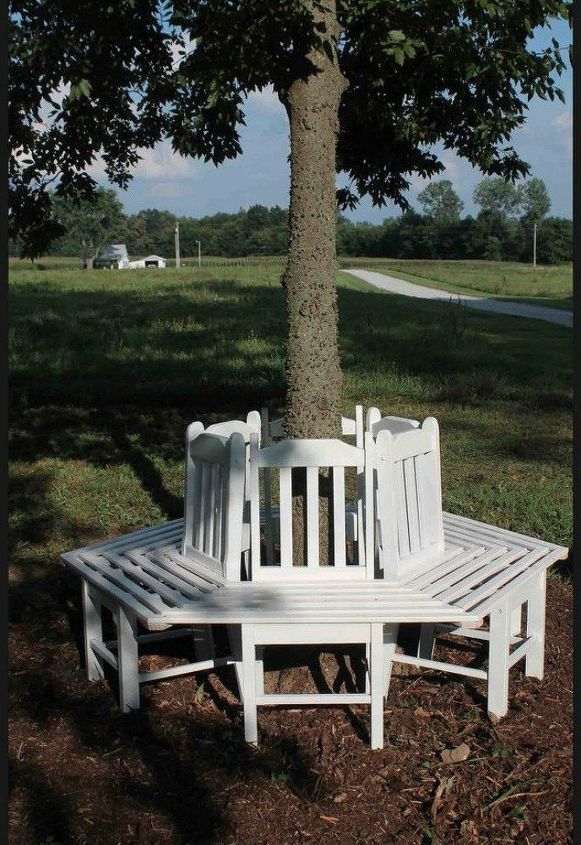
[370,624,384,750]
[418,623,436,660]
[241,624,258,744]
[525,571,546,680]
[116,604,140,713]
[227,625,244,704]
[82,581,105,681]
[487,598,510,719]
[383,623,400,696]
[255,646,264,696]
[510,605,522,637]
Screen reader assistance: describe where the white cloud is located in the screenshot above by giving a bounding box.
[552,110,572,151]
[246,85,285,116]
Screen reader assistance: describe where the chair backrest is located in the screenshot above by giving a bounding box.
[248,434,372,581]
[205,410,261,443]
[181,429,246,581]
[366,407,420,436]
[373,417,444,581]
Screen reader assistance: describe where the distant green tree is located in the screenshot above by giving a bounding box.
[417,180,464,223]
[473,178,523,220]
[520,177,551,224]
[51,188,126,261]
[535,217,572,264]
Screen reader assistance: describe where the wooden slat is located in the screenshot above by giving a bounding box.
[395,460,410,558]
[403,456,420,554]
[306,467,319,568]
[259,438,364,469]
[83,550,189,607]
[454,548,546,609]
[79,519,183,553]
[257,693,370,705]
[434,548,529,603]
[279,467,293,567]
[442,512,558,550]
[61,554,158,622]
[392,653,487,680]
[81,556,170,612]
[332,466,346,567]
[118,548,208,596]
[148,551,220,591]
[415,546,509,595]
[468,547,566,616]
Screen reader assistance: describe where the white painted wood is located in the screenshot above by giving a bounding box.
[366,407,420,437]
[82,581,105,681]
[393,653,487,681]
[91,640,119,670]
[306,466,319,568]
[116,603,140,712]
[375,419,445,582]
[525,570,546,679]
[383,623,399,696]
[487,597,511,718]
[507,637,534,669]
[370,623,384,749]
[278,466,293,567]
[241,624,258,744]
[255,693,371,705]
[138,656,235,684]
[332,467,346,567]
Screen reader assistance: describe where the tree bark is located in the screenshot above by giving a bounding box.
[282,0,347,440]
[279,1,347,567]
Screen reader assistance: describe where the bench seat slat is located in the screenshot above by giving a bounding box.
[77,555,171,612]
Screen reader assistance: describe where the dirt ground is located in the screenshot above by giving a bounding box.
[8,560,572,845]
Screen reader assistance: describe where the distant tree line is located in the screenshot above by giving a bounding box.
[9,178,572,265]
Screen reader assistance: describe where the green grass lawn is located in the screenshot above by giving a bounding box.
[339,257,573,310]
[9,259,572,598]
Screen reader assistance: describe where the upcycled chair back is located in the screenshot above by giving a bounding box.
[181,429,246,582]
[366,407,420,436]
[373,417,444,581]
[248,434,372,581]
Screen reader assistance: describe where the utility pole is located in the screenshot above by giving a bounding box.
[174,222,181,269]
[196,239,201,269]
[533,222,537,269]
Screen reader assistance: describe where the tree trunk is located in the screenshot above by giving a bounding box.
[282,0,347,440]
[279,0,347,567]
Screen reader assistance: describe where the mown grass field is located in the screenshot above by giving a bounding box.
[9,258,572,572]
[8,258,573,845]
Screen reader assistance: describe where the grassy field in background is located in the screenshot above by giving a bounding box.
[10,255,573,308]
[9,257,572,603]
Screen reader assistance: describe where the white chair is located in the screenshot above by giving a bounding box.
[63,431,247,712]
[237,433,391,747]
[373,419,568,719]
[259,406,364,555]
[184,411,261,570]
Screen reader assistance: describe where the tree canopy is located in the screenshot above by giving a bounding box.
[9,0,570,257]
[417,180,464,223]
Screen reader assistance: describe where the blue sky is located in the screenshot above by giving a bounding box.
[95,19,572,222]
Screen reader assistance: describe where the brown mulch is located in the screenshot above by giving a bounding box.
[8,570,572,845]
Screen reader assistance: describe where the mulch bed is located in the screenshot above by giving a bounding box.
[9,570,572,845]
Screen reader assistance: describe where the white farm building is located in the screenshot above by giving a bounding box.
[126,255,167,269]
[142,255,166,268]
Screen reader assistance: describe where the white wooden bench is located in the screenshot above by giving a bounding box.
[61,424,484,748]
[371,418,569,718]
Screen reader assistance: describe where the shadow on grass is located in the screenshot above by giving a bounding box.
[8,275,573,840]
